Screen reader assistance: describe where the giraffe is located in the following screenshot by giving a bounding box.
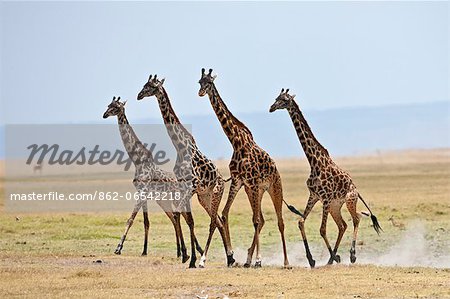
[137,74,235,268]
[102,96,202,263]
[198,68,291,268]
[269,88,382,267]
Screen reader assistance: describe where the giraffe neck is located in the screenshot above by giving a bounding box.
[155,88,196,153]
[207,84,254,149]
[287,101,330,167]
[117,112,154,165]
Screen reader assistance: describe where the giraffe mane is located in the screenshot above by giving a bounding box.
[292,100,329,157]
[212,84,254,139]
[160,88,197,145]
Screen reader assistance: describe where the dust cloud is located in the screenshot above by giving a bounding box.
[231,221,449,269]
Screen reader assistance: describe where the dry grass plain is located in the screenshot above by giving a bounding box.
[0,149,449,298]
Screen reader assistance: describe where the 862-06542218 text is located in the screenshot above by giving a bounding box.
[9,191,182,201]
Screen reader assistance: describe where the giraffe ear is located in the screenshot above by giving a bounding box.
[212,74,217,80]
[291,94,296,98]
[123,100,128,106]
[160,78,165,85]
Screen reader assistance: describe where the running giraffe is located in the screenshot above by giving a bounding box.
[137,75,234,268]
[269,88,382,267]
[198,68,291,268]
[103,96,202,262]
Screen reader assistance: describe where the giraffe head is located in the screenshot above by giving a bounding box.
[137,74,165,100]
[103,96,127,118]
[198,68,216,97]
[269,88,296,113]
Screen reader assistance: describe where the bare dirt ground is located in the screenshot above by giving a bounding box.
[1,149,449,298]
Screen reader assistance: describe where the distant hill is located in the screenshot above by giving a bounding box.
[0,128,3,158]
[182,101,450,159]
[0,101,449,159]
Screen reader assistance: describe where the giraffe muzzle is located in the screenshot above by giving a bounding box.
[198,89,206,97]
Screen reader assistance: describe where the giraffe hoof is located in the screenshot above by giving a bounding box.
[114,244,123,255]
[254,261,262,268]
[227,254,236,267]
[350,249,356,263]
[243,263,251,268]
[335,254,341,263]
[283,265,292,270]
[182,254,190,264]
[141,252,147,257]
[308,259,316,268]
[189,263,196,269]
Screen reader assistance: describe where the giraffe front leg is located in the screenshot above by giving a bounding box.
[243,187,263,268]
[213,180,235,267]
[196,192,214,268]
[141,201,150,256]
[221,177,242,266]
[171,213,181,258]
[194,235,204,256]
[198,217,217,268]
[176,212,191,263]
[115,200,144,255]
[319,204,337,265]
[198,183,231,268]
[329,202,347,264]
[182,209,197,268]
[216,215,235,266]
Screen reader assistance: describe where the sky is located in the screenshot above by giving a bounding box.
[0,1,448,125]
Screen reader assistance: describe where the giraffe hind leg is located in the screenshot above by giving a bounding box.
[346,196,361,263]
[268,176,290,268]
[253,210,265,268]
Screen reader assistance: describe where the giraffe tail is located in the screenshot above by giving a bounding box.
[358,194,383,235]
[283,200,304,218]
